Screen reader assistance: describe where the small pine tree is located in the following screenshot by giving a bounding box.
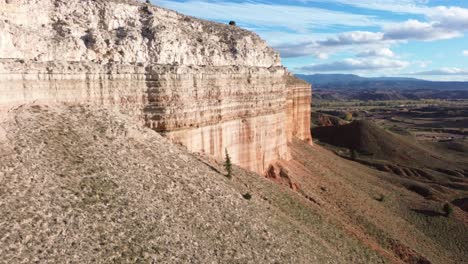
[350,148,357,161]
[443,203,453,217]
[224,148,232,179]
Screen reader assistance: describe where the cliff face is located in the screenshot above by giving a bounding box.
[0,0,311,173]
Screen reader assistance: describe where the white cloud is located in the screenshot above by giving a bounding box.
[383,19,462,41]
[415,60,432,68]
[274,37,393,59]
[356,48,395,58]
[315,52,329,60]
[318,31,384,46]
[463,50,468,56]
[274,41,318,58]
[276,16,465,58]
[410,67,468,75]
[296,57,409,72]
[255,31,329,47]
[429,6,468,30]
[275,2,468,58]
[275,31,391,58]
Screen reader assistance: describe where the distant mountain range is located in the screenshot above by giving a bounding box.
[295,74,468,100]
[296,74,468,91]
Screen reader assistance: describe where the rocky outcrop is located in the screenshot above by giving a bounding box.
[0,0,311,174]
[286,75,313,144]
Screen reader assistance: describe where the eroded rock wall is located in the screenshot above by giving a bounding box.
[286,75,313,144]
[0,0,311,174]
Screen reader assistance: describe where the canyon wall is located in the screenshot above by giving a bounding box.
[0,0,311,174]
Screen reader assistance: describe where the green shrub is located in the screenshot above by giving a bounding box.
[242,193,252,200]
[229,21,236,26]
[344,112,353,121]
[224,148,232,179]
[443,203,453,217]
[350,148,357,161]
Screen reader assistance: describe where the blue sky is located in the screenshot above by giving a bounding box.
[154,0,468,80]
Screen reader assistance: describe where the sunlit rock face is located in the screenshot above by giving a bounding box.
[0,0,311,174]
[286,76,313,144]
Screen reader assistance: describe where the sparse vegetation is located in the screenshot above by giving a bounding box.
[443,203,453,217]
[344,112,353,121]
[350,148,357,161]
[224,148,232,179]
[406,184,432,198]
[242,193,252,200]
[376,194,385,202]
[229,21,236,26]
[4,104,467,263]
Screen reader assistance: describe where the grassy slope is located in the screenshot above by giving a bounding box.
[281,139,468,264]
[1,104,465,263]
[0,104,387,264]
[313,120,468,203]
[313,120,449,167]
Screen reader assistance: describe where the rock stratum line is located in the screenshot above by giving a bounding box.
[0,0,311,173]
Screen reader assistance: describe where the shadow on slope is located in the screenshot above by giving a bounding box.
[312,120,468,200]
[313,120,441,166]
